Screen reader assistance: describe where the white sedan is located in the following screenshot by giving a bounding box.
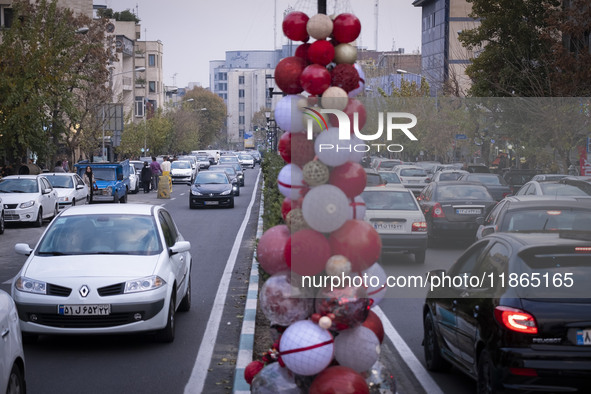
[0,175,59,227]
[12,204,192,343]
[0,289,26,393]
[44,172,89,210]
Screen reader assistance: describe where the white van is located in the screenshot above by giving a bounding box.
[192,150,220,164]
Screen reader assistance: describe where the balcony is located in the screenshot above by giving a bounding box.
[122,77,132,91]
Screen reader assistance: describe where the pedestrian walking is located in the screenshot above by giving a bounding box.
[53,160,66,173]
[83,166,94,204]
[161,156,171,176]
[150,157,162,191]
[140,161,152,193]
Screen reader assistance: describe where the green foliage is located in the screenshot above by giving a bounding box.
[260,153,285,231]
[180,87,227,149]
[96,8,140,23]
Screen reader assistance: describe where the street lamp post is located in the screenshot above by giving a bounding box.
[264,109,278,152]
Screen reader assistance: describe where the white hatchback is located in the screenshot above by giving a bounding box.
[362,186,428,263]
[12,204,192,343]
[0,175,59,227]
[44,172,89,210]
[393,165,431,196]
[0,290,26,393]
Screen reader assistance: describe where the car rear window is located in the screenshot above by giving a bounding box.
[379,172,401,184]
[540,183,591,196]
[438,172,463,181]
[378,161,401,170]
[172,161,191,169]
[400,169,427,177]
[468,175,505,185]
[436,185,493,200]
[501,209,591,232]
[361,190,419,211]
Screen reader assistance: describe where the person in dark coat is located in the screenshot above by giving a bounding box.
[140,161,153,193]
[83,166,94,203]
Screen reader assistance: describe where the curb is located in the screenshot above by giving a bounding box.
[233,193,264,393]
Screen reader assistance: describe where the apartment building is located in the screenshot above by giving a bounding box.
[1,0,92,26]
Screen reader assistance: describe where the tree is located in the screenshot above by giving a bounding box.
[182,87,227,148]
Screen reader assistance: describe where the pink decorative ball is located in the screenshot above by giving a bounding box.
[329,161,367,199]
[257,224,290,275]
[285,229,331,276]
[321,86,349,111]
[329,220,382,273]
[282,11,310,42]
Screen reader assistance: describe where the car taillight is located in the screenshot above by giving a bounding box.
[509,367,537,377]
[432,203,445,218]
[502,192,511,198]
[575,247,591,253]
[412,222,427,232]
[494,306,538,334]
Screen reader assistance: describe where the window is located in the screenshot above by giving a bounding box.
[239,76,245,84]
[2,7,13,28]
[239,103,245,112]
[239,129,244,138]
[135,97,144,117]
[149,81,156,93]
[239,89,245,98]
[158,210,179,248]
[148,54,156,67]
[239,116,245,125]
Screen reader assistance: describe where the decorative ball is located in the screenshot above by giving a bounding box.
[329,161,367,198]
[328,98,367,135]
[321,86,349,111]
[286,208,310,233]
[314,127,353,167]
[315,284,370,331]
[309,366,370,394]
[260,271,314,326]
[302,184,350,233]
[274,95,306,133]
[244,360,265,385]
[362,310,385,344]
[306,14,333,40]
[325,255,352,277]
[303,160,330,186]
[362,361,397,394]
[349,63,366,97]
[294,43,311,64]
[285,229,331,276]
[257,224,290,275]
[334,43,358,64]
[279,320,334,376]
[362,262,387,307]
[291,133,316,166]
[329,220,382,272]
[334,326,381,372]
[274,56,306,94]
[281,197,303,221]
[251,362,299,393]
[331,63,360,93]
[318,316,333,330]
[348,195,366,220]
[332,13,362,43]
[300,64,332,96]
[282,11,310,42]
[348,134,366,163]
[308,40,335,66]
[277,163,306,200]
[278,132,293,163]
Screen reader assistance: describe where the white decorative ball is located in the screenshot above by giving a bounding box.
[302,184,350,233]
[325,255,352,277]
[334,326,381,373]
[307,14,333,40]
[321,86,349,111]
[348,195,367,220]
[318,316,333,330]
[334,43,357,64]
[280,320,334,376]
[277,164,305,200]
[274,94,306,133]
[314,127,352,167]
[362,262,387,307]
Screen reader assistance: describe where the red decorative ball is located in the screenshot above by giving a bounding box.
[329,220,382,272]
[363,310,385,344]
[331,64,360,92]
[281,197,303,221]
[278,131,292,163]
[278,132,316,167]
[332,13,362,44]
[257,225,290,275]
[275,57,306,94]
[315,285,370,331]
[285,229,331,276]
[282,11,309,42]
[329,161,367,199]
[308,40,335,66]
[294,43,311,64]
[309,366,369,394]
[300,64,332,96]
[328,98,367,134]
[244,360,265,385]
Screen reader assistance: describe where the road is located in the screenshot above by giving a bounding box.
[0,167,478,394]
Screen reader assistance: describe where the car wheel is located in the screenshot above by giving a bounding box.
[34,208,43,227]
[156,294,175,343]
[424,312,451,371]
[6,363,25,394]
[477,349,498,394]
[178,276,191,312]
[414,250,426,264]
[0,212,4,234]
[52,204,58,219]
[120,192,127,203]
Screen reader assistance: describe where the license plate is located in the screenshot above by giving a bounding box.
[58,304,111,316]
[576,329,591,345]
[373,222,404,231]
[407,180,420,183]
[204,201,219,205]
[5,209,15,215]
[456,209,481,215]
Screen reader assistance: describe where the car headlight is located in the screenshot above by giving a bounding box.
[15,277,47,294]
[19,200,35,209]
[59,196,69,202]
[221,189,232,195]
[191,189,202,195]
[124,276,166,294]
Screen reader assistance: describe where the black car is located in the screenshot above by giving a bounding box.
[424,231,591,393]
[458,173,513,201]
[418,181,496,241]
[502,169,538,191]
[476,195,591,239]
[364,169,385,186]
[208,166,240,196]
[223,163,245,186]
[189,172,234,208]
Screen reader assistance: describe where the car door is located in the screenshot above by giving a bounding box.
[39,177,55,217]
[158,210,188,304]
[73,175,86,203]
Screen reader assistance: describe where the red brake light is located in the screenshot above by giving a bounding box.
[412,222,427,232]
[432,202,445,218]
[494,306,538,334]
[509,367,538,377]
[575,247,591,253]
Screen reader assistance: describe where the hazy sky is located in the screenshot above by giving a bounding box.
[96,0,422,88]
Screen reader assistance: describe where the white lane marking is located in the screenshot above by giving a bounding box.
[184,171,261,394]
[373,306,444,394]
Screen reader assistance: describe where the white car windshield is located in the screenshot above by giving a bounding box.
[45,175,74,188]
[0,178,38,193]
[36,215,162,255]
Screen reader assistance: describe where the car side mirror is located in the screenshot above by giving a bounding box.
[43,188,52,194]
[15,243,33,256]
[76,185,84,190]
[481,226,496,237]
[169,241,191,256]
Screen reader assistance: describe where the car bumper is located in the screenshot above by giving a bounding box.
[379,233,428,252]
[402,184,427,195]
[496,347,591,392]
[58,202,73,210]
[3,206,39,222]
[430,219,479,239]
[171,175,192,184]
[190,196,234,208]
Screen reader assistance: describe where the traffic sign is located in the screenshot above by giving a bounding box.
[455,134,467,140]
